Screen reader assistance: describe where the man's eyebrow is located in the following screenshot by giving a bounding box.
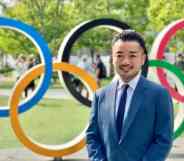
[129,50,138,53]
[115,51,124,54]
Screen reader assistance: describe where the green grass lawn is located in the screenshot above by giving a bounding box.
[0,96,90,149]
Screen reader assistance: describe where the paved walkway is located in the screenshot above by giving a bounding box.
[0,89,71,99]
[0,138,183,161]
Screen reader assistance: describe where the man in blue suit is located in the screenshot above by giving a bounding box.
[86,30,174,161]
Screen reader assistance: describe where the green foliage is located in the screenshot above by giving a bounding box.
[0,28,36,56]
[4,0,68,55]
[0,66,14,74]
[148,0,184,31]
[71,28,114,55]
[2,0,184,56]
[1,0,151,56]
[148,0,184,52]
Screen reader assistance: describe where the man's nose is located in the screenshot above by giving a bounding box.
[121,57,130,65]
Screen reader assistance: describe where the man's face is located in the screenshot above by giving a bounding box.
[112,40,146,82]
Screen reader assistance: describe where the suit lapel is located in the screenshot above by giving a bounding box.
[120,76,148,142]
[107,80,119,142]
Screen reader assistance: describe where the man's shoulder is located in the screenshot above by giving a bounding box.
[142,76,169,94]
[95,82,115,97]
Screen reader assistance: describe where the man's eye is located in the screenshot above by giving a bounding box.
[116,54,122,58]
[130,55,136,58]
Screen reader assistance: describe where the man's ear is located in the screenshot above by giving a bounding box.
[142,53,147,66]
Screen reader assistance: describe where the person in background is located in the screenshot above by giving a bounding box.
[76,56,94,98]
[15,54,27,80]
[24,55,36,97]
[95,54,107,87]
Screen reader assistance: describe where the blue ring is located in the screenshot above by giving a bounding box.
[0,17,52,117]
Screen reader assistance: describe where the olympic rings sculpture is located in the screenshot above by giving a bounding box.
[0,17,184,157]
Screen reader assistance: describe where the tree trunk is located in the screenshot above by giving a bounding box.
[90,48,95,64]
[109,55,114,77]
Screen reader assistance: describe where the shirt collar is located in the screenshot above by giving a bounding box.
[117,72,141,90]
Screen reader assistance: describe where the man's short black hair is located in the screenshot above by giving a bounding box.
[112,30,147,55]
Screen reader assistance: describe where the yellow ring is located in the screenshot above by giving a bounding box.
[9,62,98,157]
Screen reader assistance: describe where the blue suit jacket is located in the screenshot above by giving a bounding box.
[86,76,174,161]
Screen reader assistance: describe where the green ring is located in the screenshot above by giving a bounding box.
[149,60,184,84]
[149,60,184,139]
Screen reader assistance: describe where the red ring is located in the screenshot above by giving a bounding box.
[156,20,184,102]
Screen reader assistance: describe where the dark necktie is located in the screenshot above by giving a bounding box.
[116,84,129,140]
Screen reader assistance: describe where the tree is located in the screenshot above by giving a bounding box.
[70,0,151,54]
[148,0,184,52]
[3,0,69,56]
[148,0,184,31]
[1,0,151,57]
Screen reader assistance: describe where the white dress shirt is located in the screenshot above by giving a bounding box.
[115,72,141,125]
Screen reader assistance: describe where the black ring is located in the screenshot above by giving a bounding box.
[58,18,148,107]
